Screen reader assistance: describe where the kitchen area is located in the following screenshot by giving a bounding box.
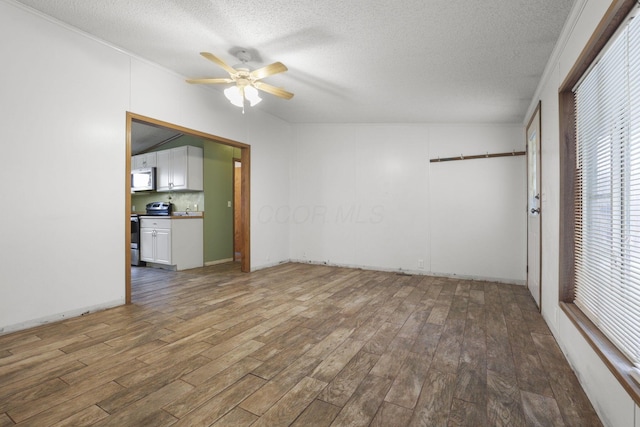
[130,120,241,271]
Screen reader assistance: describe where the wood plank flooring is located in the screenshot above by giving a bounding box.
[0,262,602,426]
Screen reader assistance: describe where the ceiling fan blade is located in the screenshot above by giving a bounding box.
[200,52,237,75]
[250,62,288,80]
[186,77,234,84]
[254,82,294,100]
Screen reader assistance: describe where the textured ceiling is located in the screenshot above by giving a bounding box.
[131,121,183,155]
[13,0,575,124]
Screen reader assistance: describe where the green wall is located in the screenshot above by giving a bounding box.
[131,135,239,264]
[203,143,236,263]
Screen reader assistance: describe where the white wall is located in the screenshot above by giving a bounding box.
[247,113,292,267]
[290,123,526,283]
[0,0,130,332]
[527,0,640,425]
[429,125,526,282]
[0,0,291,333]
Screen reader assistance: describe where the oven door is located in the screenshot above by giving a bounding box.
[131,215,140,248]
[131,215,141,266]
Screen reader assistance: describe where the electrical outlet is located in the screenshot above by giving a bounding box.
[418,259,424,269]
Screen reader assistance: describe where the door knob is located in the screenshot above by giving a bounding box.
[531,208,541,214]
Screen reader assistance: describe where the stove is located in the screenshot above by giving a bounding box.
[145,201,173,216]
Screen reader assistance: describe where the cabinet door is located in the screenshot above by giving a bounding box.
[154,228,172,264]
[132,154,143,169]
[132,153,156,169]
[142,152,157,167]
[156,149,172,191]
[169,146,188,190]
[140,228,155,262]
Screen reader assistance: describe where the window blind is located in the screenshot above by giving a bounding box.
[574,12,640,369]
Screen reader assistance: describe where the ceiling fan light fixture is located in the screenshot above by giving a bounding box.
[224,84,262,108]
[224,85,244,107]
[244,85,262,106]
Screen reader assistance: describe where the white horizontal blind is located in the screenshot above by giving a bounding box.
[574,12,640,368]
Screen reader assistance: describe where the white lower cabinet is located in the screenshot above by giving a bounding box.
[141,223,171,264]
[140,217,203,270]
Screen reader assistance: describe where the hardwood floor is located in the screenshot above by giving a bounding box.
[0,262,602,426]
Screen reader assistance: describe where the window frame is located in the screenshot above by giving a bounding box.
[559,0,640,404]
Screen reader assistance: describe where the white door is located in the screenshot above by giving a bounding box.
[526,103,542,309]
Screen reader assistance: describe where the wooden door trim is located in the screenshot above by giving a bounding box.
[125,112,251,304]
[232,157,242,262]
[240,149,250,273]
[125,116,132,304]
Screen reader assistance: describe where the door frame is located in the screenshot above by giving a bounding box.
[125,112,251,304]
[232,158,242,262]
[525,101,542,310]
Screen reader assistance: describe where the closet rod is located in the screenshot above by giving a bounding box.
[430,150,525,163]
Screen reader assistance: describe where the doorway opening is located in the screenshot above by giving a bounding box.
[125,112,251,304]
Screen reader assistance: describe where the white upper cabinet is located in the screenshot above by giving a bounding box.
[132,152,157,169]
[156,149,171,191]
[155,146,203,192]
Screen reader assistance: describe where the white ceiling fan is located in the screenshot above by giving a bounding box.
[186,49,294,112]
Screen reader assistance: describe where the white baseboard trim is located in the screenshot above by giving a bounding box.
[251,259,290,271]
[205,258,234,266]
[429,271,525,286]
[287,259,525,285]
[0,298,125,336]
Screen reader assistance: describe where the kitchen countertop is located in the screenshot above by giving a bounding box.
[135,212,204,219]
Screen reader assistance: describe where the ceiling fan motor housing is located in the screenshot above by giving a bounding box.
[236,49,252,63]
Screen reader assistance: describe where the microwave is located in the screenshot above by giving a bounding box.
[131,167,156,192]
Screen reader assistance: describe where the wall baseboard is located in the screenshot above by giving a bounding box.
[205,258,234,266]
[0,298,124,336]
[287,258,525,285]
